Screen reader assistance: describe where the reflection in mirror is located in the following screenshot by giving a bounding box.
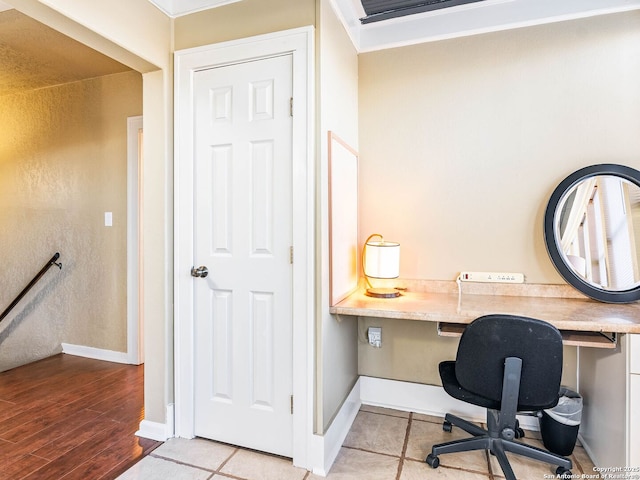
[556,176,640,291]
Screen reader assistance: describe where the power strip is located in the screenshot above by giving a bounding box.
[459,272,524,283]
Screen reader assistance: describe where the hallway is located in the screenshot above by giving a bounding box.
[0,354,160,479]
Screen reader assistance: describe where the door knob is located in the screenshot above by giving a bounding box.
[191,266,209,278]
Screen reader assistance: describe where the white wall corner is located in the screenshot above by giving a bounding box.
[137,403,174,442]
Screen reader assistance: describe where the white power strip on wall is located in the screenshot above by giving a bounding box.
[459,272,524,283]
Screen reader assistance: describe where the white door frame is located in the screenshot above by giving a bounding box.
[127,115,143,365]
[174,27,315,469]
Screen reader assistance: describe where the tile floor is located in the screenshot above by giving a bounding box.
[118,405,598,480]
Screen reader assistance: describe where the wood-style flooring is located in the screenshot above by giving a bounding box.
[0,354,161,480]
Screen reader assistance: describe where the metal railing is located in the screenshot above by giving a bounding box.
[0,253,62,323]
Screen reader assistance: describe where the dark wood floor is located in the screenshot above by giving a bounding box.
[0,354,161,480]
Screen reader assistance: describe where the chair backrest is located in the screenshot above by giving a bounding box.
[455,314,563,410]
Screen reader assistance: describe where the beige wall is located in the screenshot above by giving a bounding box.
[7,0,173,425]
[141,69,173,423]
[317,0,359,432]
[358,12,640,386]
[359,11,640,284]
[0,71,142,371]
[174,0,315,51]
[358,318,578,388]
[41,0,173,426]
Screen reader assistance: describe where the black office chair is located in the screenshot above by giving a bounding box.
[426,314,573,479]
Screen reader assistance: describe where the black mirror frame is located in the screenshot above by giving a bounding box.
[544,163,640,303]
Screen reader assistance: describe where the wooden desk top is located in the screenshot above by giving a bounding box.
[330,289,640,335]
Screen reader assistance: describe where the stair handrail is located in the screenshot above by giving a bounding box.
[0,253,62,323]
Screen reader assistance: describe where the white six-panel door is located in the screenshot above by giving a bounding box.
[192,54,294,457]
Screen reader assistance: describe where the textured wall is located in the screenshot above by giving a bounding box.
[358,12,640,387]
[17,0,172,426]
[0,70,142,372]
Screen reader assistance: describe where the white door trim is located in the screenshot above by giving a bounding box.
[127,115,144,365]
[174,26,315,469]
[64,116,144,366]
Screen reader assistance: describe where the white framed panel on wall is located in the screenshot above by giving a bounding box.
[328,131,359,306]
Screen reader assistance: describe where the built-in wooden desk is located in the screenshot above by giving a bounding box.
[330,282,640,466]
[330,287,640,348]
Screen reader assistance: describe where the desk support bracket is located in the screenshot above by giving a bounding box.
[598,332,617,344]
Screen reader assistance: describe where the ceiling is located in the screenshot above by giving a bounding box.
[144,0,640,43]
[331,0,640,52]
[147,0,640,52]
[1,0,639,97]
[145,0,242,17]
[0,8,130,97]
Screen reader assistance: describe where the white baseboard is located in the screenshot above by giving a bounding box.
[360,376,484,420]
[136,404,174,442]
[62,343,132,364]
[313,376,543,476]
[577,433,597,466]
[359,376,541,430]
[311,379,362,476]
[136,419,171,442]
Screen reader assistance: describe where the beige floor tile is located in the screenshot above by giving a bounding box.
[489,438,563,479]
[116,456,211,480]
[572,446,599,476]
[412,412,445,424]
[400,459,491,480]
[361,404,411,418]
[406,417,490,474]
[343,411,409,456]
[308,448,399,480]
[117,407,598,480]
[220,448,307,480]
[152,437,236,471]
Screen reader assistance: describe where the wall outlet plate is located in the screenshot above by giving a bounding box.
[459,272,524,283]
[368,327,382,347]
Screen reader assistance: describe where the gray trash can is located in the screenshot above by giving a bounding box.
[539,387,582,456]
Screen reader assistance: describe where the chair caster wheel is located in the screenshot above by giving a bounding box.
[426,454,440,468]
[556,466,572,478]
[515,427,525,438]
[443,420,452,432]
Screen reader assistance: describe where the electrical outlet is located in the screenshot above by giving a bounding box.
[459,272,524,283]
[368,327,382,348]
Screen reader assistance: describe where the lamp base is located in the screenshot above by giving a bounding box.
[365,287,401,298]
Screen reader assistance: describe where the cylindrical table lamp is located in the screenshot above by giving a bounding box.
[363,233,401,298]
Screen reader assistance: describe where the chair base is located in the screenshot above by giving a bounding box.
[426,412,573,480]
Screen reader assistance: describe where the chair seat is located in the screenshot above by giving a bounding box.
[439,361,556,412]
[428,316,572,480]
[440,361,501,410]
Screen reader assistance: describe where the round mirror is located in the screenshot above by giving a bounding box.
[544,164,640,303]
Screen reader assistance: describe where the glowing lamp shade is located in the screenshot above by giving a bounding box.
[365,241,400,278]
[363,234,401,298]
